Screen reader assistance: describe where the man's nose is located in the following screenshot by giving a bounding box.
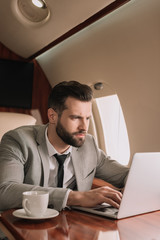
[79,119,88,131]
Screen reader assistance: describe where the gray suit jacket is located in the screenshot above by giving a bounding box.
[0,124,129,211]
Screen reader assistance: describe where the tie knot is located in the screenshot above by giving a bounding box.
[54,154,68,166]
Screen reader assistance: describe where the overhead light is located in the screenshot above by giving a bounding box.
[17,0,50,23]
[94,82,103,90]
[32,0,46,9]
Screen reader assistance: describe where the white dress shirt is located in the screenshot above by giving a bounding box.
[45,128,76,188]
[45,128,76,209]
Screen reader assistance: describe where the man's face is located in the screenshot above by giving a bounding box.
[56,97,92,147]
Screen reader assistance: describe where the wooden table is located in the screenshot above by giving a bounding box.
[1,209,160,240]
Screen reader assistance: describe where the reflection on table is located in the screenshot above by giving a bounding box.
[1,209,160,240]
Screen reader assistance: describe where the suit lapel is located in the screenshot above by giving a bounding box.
[38,142,50,187]
[72,147,94,191]
[36,125,50,187]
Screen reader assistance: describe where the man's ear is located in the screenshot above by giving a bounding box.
[47,108,58,124]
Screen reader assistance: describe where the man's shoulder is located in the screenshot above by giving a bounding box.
[81,133,97,149]
[73,134,99,160]
[1,124,47,142]
[85,133,93,141]
[6,124,45,133]
[85,133,96,143]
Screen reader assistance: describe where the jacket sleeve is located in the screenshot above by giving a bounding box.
[0,129,69,211]
[91,135,129,188]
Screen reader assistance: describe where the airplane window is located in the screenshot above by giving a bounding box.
[95,95,130,166]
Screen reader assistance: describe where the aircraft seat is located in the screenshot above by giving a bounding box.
[0,112,36,141]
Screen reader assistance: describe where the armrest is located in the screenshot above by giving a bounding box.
[92,178,120,190]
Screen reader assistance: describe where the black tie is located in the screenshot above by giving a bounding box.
[54,154,68,187]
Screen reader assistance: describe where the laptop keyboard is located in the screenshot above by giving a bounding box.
[93,205,119,215]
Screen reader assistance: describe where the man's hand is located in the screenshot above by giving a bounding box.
[67,186,122,209]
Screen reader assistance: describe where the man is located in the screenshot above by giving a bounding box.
[0,81,129,211]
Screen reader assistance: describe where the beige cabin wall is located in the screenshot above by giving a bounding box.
[37,0,160,161]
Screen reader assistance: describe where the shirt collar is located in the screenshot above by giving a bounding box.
[45,127,72,157]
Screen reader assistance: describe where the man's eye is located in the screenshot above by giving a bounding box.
[71,116,79,120]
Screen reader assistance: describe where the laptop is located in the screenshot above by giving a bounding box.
[72,152,160,219]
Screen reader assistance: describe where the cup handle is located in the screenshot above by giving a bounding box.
[22,199,31,216]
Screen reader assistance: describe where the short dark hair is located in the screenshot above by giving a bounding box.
[48,81,93,114]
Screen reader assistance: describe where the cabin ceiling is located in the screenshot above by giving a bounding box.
[0,0,130,59]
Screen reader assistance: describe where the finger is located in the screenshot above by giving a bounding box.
[106,192,122,204]
[102,197,120,209]
[101,187,123,200]
[100,186,122,194]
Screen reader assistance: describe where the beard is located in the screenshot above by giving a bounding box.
[56,119,86,147]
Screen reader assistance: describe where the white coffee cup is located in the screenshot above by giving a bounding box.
[22,191,49,217]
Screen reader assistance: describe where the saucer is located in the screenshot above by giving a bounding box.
[13,208,59,220]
